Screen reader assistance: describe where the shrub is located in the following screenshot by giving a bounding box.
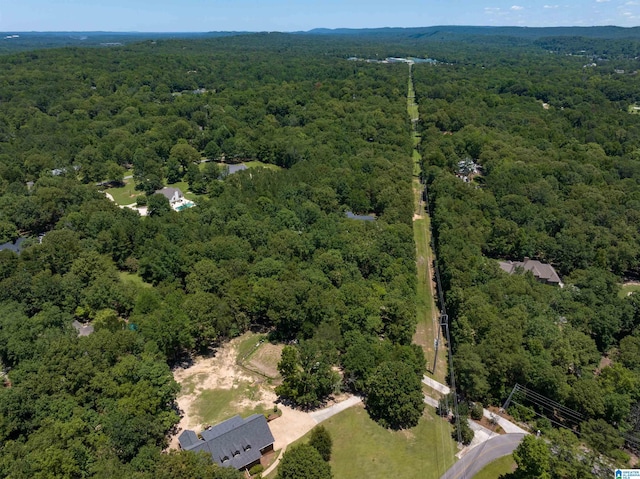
[470,402,483,420]
[249,464,264,475]
[453,419,474,445]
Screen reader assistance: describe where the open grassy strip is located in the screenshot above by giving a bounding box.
[200,160,283,171]
[236,333,267,364]
[243,160,282,170]
[412,148,422,176]
[414,211,447,382]
[472,455,516,479]
[279,406,457,479]
[409,68,447,382]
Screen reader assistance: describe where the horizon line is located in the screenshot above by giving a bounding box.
[1,24,636,35]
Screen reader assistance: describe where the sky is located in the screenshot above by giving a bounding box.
[0,0,638,32]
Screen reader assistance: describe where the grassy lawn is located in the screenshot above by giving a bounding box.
[105,180,142,205]
[472,455,516,479]
[414,214,446,382]
[118,271,152,288]
[244,160,282,170]
[106,179,200,206]
[409,72,446,382]
[281,406,457,479]
[413,148,422,176]
[408,102,419,120]
[106,163,278,207]
[191,385,272,426]
[620,283,640,298]
[203,160,282,172]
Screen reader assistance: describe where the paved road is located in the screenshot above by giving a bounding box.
[440,433,525,479]
[309,395,362,423]
[423,375,451,395]
[422,376,528,435]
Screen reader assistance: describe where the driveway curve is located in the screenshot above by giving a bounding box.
[440,433,525,479]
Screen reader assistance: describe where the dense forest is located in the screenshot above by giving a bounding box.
[3,27,640,477]
[0,35,423,477]
[414,42,640,472]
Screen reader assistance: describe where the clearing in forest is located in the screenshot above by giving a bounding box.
[169,333,281,449]
[169,333,323,455]
[409,69,447,382]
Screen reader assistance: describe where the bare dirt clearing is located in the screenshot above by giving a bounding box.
[169,333,278,449]
[169,332,362,474]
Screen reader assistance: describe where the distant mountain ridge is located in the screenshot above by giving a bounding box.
[2,25,640,53]
[304,25,640,39]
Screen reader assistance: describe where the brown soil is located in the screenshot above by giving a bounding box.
[244,342,283,379]
[595,355,613,375]
[472,416,506,434]
[169,335,273,449]
[168,334,319,453]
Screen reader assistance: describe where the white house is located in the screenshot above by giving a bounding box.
[155,187,184,205]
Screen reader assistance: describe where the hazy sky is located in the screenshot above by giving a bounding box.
[0,0,638,32]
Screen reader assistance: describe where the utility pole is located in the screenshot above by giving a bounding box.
[432,313,447,374]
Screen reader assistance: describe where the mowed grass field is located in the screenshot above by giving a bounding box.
[472,455,516,479]
[288,406,458,479]
[236,334,283,380]
[118,271,152,288]
[105,179,142,205]
[413,179,447,382]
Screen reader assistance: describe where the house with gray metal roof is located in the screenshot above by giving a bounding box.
[0,237,26,254]
[178,414,275,471]
[498,257,563,286]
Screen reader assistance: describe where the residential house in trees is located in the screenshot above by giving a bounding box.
[155,187,184,205]
[154,187,196,211]
[499,257,563,286]
[178,414,275,471]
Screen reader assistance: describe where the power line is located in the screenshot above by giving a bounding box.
[505,383,640,450]
[512,384,585,424]
[409,65,459,477]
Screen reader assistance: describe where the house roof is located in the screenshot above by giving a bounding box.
[498,258,562,284]
[178,430,199,449]
[178,414,274,470]
[155,187,183,201]
[72,320,94,337]
[0,237,26,254]
[345,211,375,221]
